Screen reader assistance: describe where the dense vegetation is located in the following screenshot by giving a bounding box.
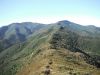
[50,26,100,67]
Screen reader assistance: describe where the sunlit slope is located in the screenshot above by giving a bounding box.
[0,25,56,75]
[0,22,46,52]
[16,25,100,75]
[0,20,100,75]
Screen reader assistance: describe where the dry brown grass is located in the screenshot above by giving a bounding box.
[16,45,100,75]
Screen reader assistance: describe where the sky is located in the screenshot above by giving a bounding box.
[0,0,100,27]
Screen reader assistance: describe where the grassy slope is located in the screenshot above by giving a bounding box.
[56,21,100,56]
[17,48,100,75]
[0,25,55,75]
[16,26,100,75]
[0,24,100,75]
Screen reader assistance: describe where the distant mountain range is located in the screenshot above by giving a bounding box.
[0,20,100,75]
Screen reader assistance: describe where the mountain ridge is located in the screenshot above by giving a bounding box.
[0,20,100,75]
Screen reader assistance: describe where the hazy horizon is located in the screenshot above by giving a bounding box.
[0,0,100,27]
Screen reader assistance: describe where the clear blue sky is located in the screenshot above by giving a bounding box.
[0,0,100,27]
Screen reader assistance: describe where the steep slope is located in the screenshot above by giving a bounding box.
[0,24,100,75]
[0,22,46,52]
[17,49,100,75]
[16,26,100,75]
[0,25,55,75]
[55,20,100,56]
[0,20,100,75]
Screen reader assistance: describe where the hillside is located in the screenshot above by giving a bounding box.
[0,20,100,75]
[0,22,46,52]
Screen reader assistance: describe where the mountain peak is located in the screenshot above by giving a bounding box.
[58,20,70,23]
[57,20,71,25]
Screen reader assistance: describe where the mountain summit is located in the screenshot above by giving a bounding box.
[0,20,100,75]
